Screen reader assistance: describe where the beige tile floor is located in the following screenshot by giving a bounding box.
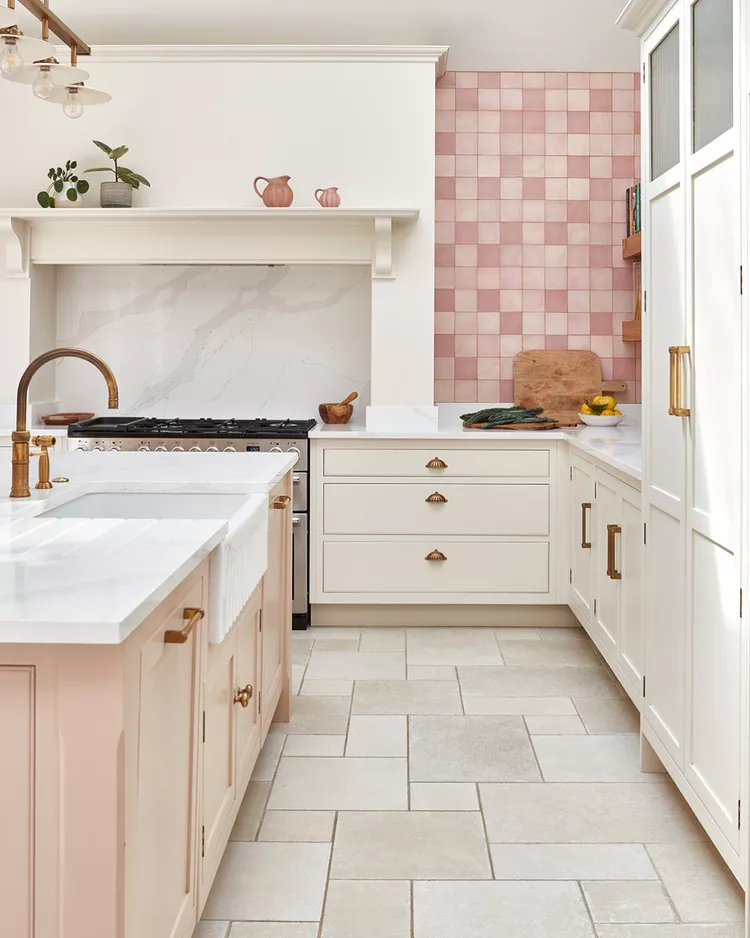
[195,626,745,938]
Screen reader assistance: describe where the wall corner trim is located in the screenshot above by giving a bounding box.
[616,0,676,35]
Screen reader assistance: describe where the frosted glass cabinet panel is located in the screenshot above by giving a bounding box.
[692,0,733,151]
[650,23,680,180]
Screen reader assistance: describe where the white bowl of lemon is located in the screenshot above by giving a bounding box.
[579,396,625,427]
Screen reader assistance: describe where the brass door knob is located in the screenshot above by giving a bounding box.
[425,491,448,504]
[234,684,254,708]
[426,457,448,469]
[273,495,292,510]
[425,549,448,562]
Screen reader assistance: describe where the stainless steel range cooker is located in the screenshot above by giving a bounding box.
[67,417,315,629]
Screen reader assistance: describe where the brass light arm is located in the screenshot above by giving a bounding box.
[9,0,91,56]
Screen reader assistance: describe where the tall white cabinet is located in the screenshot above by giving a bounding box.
[620,0,747,884]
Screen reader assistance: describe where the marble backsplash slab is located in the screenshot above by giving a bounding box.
[54,265,372,419]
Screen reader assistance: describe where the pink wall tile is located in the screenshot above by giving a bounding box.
[435,70,641,404]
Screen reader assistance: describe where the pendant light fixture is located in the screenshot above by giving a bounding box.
[0,0,110,117]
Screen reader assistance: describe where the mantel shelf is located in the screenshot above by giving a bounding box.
[0,207,421,279]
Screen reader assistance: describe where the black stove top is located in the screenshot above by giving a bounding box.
[67,417,317,439]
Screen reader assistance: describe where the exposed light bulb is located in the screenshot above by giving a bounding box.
[62,89,83,119]
[32,67,55,100]
[0,38,23,75]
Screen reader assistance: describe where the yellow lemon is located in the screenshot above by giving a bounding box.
[612,409,622,415]
[601,408,617,416]
[593,395,617,409]
[580,403,593,415]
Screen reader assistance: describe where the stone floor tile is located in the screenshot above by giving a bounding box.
[292,639,314,665]
[463,696,577,715]
[410,782,479,811]
[499,640,602,667]
[359,628,406,652]
[268,757,407,810]
[331,811,491,880]
[299,680,353,697]
[525,714,587,734]
[291,666,305,695]
[280,696,351,735]
[283,735,346,757]
[230,781,271,841]
[480,782,709,843]
[305,651,405,680]
[407,664,457,680]
[193,922,229,938]
[251,732,286,781]
[321,880,411,938]
[533,735,665,783]
[574,697,640,734]
[345,715,407,757]
[314,637,361,651]
[258,810,335,843]
[407,627,503,666]
[410,714,541,782]
[646,842,745,923]
[493,627,541,641]
[307,627,362,638]
[459,665,620,698]
[413,880,595,937]
[490,843,657,880]
[582,881,677,924]
[202,842,330,921]
[228,926,319,938]
[594,927,745,938]
[536,627,589,642]
[352,679,462,715]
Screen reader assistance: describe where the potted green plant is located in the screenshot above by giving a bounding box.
[84,140,151,208]
[37,162,90,208]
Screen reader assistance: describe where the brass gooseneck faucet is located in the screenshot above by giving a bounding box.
[11,348,119,498]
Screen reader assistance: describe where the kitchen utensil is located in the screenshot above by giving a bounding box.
[41,412,94,426]
[514,350,603,426]
[315,186,341,207]
[253,175,294,207]
[318,391,358,424]
[579,413,625,427]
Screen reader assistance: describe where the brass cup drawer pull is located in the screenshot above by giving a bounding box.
[164,606,205,644]
[426,457,448,470]
[606,524,622,580]
[425,549,447,562]
[426,491,448,504]
[581,502,592,549]
[668,345,691,417]
[234,684,254,708]
[273,495,292,510]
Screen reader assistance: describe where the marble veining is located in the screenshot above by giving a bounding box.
[54,265,372,418]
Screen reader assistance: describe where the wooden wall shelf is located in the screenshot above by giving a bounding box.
[622,232,642,260]
[622,320,642,342]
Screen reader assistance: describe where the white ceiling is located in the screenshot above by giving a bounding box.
[14,0,639,72]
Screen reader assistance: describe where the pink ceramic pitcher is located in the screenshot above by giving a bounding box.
[254,175,294,207]
[315,186,341,208]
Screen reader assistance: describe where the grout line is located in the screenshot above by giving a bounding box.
[476,782,496,879]
[410,879,415,938]
[406,715,412,809]
[316,810,339,938]
[522,713,546,782]
[456,666,467,716]
[577,880,599,937]
[642,842,683,923]
[569,696,591,735]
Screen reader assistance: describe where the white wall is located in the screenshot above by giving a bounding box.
[54,265,371,418]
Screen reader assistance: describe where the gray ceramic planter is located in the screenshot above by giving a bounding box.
[100,181,133,208]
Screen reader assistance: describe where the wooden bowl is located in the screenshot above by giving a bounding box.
[318,402,354,424]
[41,412,94,426]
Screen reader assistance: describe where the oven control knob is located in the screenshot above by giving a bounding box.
[206,445,219,453]
[269,445,282,453]
[75,443,88,452]
[154,445,168,453]
[188,445,202,452]
[223,445,237,453]
[92,444,105,452]
[137,444,151,452]
[109,444,122,452]
[286,445,300,458]
[171,445,185,452]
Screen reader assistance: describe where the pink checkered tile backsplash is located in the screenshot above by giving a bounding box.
[434,71,642,404]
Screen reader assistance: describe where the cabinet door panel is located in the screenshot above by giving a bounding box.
[136,579,203,938]
[592,476,619,657]
[263,477,293,736]
[570,460,595,621]
[619,490,644,698]
[236,588,262,786]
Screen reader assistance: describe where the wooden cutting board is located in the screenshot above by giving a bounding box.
[514,350,603,425]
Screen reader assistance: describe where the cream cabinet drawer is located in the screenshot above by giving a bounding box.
[323,541,549,594]
[323,448,550,478]
[324,483,549,536]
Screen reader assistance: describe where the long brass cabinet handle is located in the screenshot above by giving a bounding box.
[425,549,447,562]
[234,684,254,708]
[164,607,205,644]
[426,491,448,504]
[581,502,592,549]
[426,457,448,469]
[606,524,622,580]
[273,495,292,510]
[668,346,676,415]
[669,346,691,417]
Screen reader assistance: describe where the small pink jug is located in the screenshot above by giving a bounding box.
[315,186,341,208]
[254,175,294,207]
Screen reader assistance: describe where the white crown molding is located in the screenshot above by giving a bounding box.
[616,0,676,35]
[73,44,449,75]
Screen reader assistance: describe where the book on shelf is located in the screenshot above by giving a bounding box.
[625,184,641,237]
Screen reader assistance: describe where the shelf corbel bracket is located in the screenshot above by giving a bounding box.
[0,216,30,278]
[372,216,395,280]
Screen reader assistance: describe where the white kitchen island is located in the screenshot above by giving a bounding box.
[0,451,295,938]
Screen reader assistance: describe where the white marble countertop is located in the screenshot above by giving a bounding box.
[0,451,296,644]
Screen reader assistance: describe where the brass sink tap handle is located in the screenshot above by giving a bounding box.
[31,435,56,490]
[11,348,119,498]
